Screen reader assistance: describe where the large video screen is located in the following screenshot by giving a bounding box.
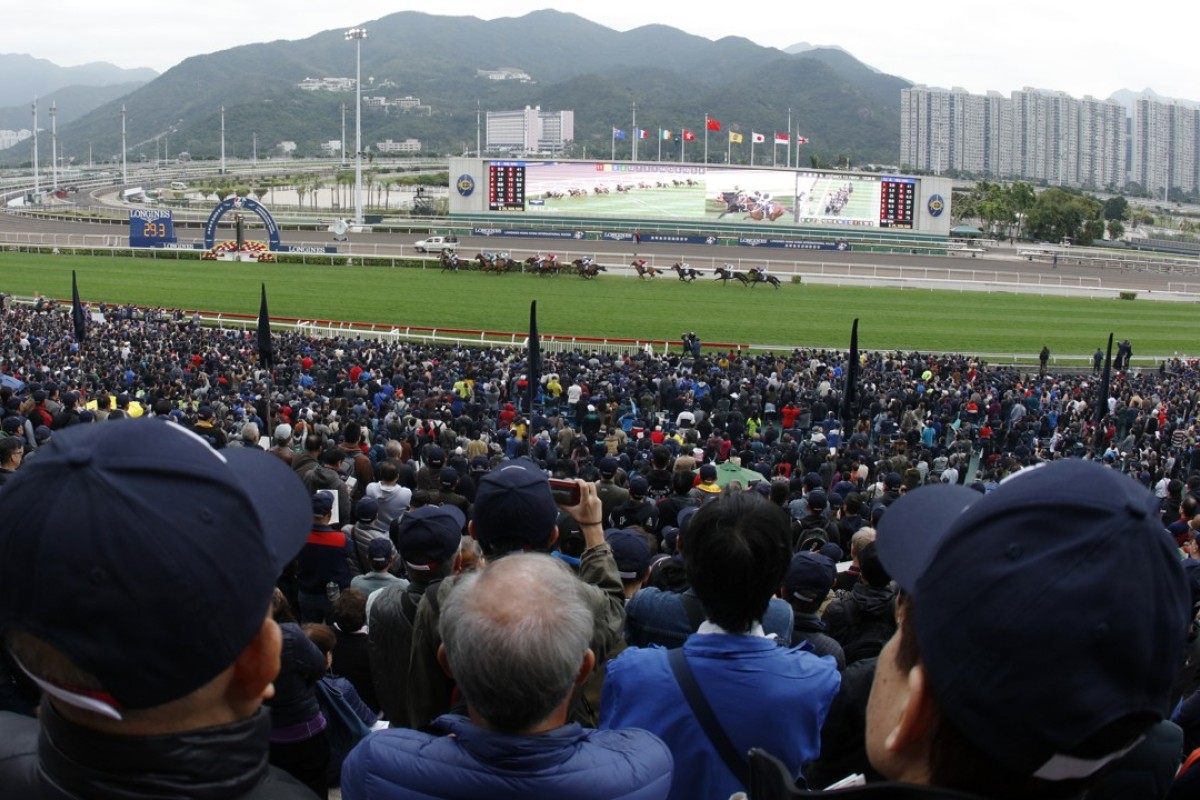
[494,160,916,229]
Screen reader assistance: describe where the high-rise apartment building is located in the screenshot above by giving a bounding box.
[902,86,1129,191]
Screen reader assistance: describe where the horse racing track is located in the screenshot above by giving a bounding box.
[0,250,1186,358]
[530,184,706,220]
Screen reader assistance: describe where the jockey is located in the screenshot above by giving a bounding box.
[547,253,557,263]
[680,262,691,271]
[752,265,768,281]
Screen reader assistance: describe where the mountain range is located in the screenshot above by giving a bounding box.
[0,11,915,168]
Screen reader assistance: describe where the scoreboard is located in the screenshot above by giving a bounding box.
[128,209,177,247]
[878,177,915,229]
[488,163,526,211]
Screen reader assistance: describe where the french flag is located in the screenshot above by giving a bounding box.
[636,128,649,139]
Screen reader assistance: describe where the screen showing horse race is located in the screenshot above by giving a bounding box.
[479,161,919,229]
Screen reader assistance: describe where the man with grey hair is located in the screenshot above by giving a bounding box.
[341,553,672,799]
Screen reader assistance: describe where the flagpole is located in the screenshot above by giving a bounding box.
[786,108,792,168]
[726,135,731,165]
[704,117,709,165]
[681,129,686,163]
[631,102,637,162]
[611,126,615,162]
[751,138,755,167]
[658,129,662,162]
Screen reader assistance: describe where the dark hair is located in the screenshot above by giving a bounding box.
[894,595,1153,798]
[303,623,337,656]
[378,461,399,482]
[684,493,790,632]
[672,469,696,495]
[858,541,891,588]
[320,446,345,466]
[332,588,367,632]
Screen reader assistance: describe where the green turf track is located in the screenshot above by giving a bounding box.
[0,251,1192,359]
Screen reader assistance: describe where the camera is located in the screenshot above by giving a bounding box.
[548,478,582,506]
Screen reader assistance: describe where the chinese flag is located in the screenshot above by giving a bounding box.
[706,116,721,132]
[682,129,696,141]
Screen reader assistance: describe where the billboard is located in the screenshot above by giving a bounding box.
[447,157,949,235]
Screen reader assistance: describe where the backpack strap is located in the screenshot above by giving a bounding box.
[668,648,749,787]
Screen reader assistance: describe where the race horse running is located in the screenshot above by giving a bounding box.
[575,260,607,279]
[713,265,749,285]
[524,254,561,276]
[745,200,788,222]
[440,251,466,272]
[671,262,702,282]
[747,268,783,289]
[475,252,511,273]
[631,259,659,279]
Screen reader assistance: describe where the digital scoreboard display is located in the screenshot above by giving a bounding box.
[878,177,916,229]
[128,209,178,247]
[488,163,526,211]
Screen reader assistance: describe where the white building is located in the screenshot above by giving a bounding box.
[486,107,574,154]
[376,138,422,153]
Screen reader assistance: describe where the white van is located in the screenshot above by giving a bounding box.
[414,235,458,253]
[169,181,188,191]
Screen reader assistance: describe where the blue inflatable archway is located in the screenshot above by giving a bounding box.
[203,196,281,250]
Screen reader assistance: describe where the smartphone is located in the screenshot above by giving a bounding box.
[549,478,581,506]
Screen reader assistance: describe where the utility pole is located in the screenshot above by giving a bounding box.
[341,103,347,167]
[120,104,127,185]
[50,102,58,189]
[476,100,481,157]
[31,98,40,194]
[220,106,226,174]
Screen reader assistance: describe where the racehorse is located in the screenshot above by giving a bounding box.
[671,262,702,282]
[524,255,560,276]
[713,265,749,285]
[716,191,747,219]
[746,200,788,222]
[578,262,607,279]
[747,270,783,289]
[440,251,464,272]
[475,252,511,273]
[631,259,659,279]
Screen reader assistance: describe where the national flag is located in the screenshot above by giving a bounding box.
[796,136,810,144]
[1094,332,1113,450]
[612,127,627,140]
[705,116,721,132]
[528,300,541,415]
[70,270,87,342]
[728,132,743,144]
[841,318,859,431]
[682,129,696,142]
[752,132,766,143]
[774,132,789,145]
[636,128,649,139]
[660,129,673,140]
[257,283,273,370]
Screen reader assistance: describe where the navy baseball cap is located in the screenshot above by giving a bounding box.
[628,475,650,498]
[368,537,395,565]
[807,490,828,511]
[427,446,445,467]
[471,457,557,553]
[599,456,619,477]
[0,420,310,716]
[783,552,835,603]
[877,459,1190,781]
[396,505,465,570]
[605,528,652,580]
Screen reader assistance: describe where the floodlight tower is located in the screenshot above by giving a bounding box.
[345,27,367,225]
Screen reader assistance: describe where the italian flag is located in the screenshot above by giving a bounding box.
[660,129,672,140]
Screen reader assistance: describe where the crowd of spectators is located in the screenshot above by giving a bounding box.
[4,298,1200,799]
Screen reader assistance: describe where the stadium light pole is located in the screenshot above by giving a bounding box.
[345,27,367,226]
[31,98,40,195]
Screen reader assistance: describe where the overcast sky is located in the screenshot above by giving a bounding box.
[4,1,1192,102]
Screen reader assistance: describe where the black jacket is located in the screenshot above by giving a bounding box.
[0,701,316,799]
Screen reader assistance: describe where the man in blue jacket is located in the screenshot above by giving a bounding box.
[601,492,841,800]
[341,552,672,800]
